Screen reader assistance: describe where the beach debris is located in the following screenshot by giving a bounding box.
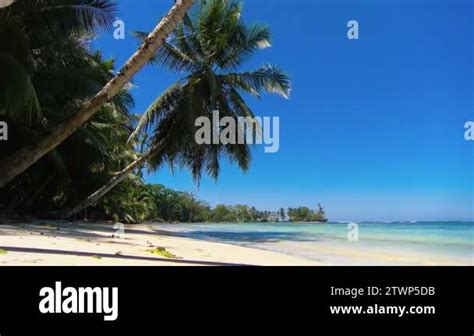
[91,255,102,260]
[146,247,177,259]
[0,249,7,255]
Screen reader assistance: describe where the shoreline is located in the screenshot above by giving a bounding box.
[0,222,318,266]
[1,221,471,266]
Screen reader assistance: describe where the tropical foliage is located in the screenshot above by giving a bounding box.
[0,0,138,218]
[287,204,327,222]
[130,0,290,180]
[0,0,300,224]
[89,182,327,224]
[0,0,194,188]
[62,0,291,219]
[0,0,118,125]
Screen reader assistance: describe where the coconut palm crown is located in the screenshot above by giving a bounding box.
[131,0,291,181]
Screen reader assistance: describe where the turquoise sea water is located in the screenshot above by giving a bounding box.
[154,221,474,265]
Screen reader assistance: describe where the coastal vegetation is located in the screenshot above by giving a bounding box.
[63,0,290,218]
[82,183,327,224]
[0,0,195,188]
[287,204,327,222]
[1,0,140,219]
[0,0,296,224]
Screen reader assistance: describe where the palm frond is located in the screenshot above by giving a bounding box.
[227,87,255,118]
[128,81,186,143]
[0,53,42,124]
[110,89,135,116]
[24,0,117,35]
[218,24,272,70]
[223,64,291,99]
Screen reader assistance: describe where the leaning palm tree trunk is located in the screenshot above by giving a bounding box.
[0,0,195,188]
[0,0,15,9]
[61,150,155,219]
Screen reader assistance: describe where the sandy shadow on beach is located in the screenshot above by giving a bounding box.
[0,245,249,266]
[0,223,146,246]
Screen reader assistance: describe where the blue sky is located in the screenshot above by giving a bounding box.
[94,0,473,221]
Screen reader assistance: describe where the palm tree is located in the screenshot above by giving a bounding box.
[0,51,137,217]
[62,0,291,219]
[0,0,195,188]
[279,207,286,221]
[0,0,117,126]
[0,0,15,9]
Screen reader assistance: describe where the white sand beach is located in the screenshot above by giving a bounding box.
[1,221,472,266]
[0,222,318,266]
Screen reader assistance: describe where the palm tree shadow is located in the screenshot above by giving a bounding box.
[0,245,250,266]
[0,223,153,246]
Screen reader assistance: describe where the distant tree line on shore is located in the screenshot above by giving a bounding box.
[80,183,327,224]
[287,204,327,222]
[2,166,328,223]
